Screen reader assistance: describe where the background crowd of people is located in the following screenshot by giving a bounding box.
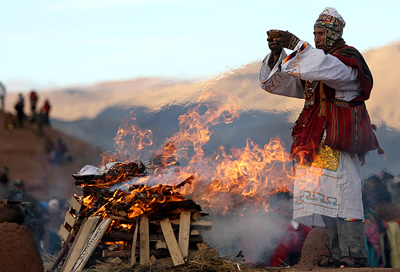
[14,90,51,130]
[0,82,52,132]
[43,136,73,165]
[1,167,66,257]
[362,170,400,268]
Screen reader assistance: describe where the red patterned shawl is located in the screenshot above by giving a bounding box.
[333,46,373,102]
[290,45,382,163]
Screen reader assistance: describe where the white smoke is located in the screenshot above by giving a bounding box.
[202,211,288,265]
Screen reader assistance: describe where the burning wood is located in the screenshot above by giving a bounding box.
[51,161,212,271]
[73,161,147,187]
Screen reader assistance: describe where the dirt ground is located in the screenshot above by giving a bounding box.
[0,222,43,272]
[266,228,400,272]
[68,228,399,272]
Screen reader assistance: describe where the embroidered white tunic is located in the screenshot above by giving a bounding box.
[259,40,365,227]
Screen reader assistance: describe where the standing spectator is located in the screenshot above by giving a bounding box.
[43,137,55,163]
[392,176,400,205]
[372,177,400,268]
[47,198,63,232]
[35,109,45,136]
[42,99,51,126]
[29,89,38,122]
[267,190,311,267]
[54,137,71,164]
[37,200,62,255]
[11,179,47,252]
[362,175,384,267]
[379,170,397,199]
[0,82,6,111]
[17,92,24,103]
[14,93,25,127]
[0,166,9,196]
[0,188,44,271]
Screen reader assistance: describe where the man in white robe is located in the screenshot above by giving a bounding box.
[259,7,382,268]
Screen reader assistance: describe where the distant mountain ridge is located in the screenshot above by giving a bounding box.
[5,42,400,129]
[5,41,400,179]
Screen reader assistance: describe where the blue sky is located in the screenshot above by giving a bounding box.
[1,0,399,92]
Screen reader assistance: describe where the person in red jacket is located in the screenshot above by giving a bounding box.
[42,99,51,126]
[267,190,311,267]
[29,90,38,121]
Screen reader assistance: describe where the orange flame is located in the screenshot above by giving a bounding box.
[87,89,297,217]
[102,113,153,163]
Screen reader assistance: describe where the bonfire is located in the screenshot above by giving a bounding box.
[48,91,301,271]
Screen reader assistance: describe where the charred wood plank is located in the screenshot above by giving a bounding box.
[178,211,191,258]
[160,218,184,266]
[130,218,139,265]
[139,215,150,265]
[70,218,112,272]
[102,249,131,258]
[61,216,101,272]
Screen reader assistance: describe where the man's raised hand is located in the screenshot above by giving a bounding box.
[268,30,300,50]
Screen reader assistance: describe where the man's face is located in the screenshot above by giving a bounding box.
[314,26,327,52]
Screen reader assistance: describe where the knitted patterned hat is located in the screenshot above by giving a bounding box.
[314,7,345,48]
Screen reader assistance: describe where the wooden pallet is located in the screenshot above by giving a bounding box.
[53,208,212,271]
[58,196,81,244]
[129,211,211,266]
[62,217,112,272]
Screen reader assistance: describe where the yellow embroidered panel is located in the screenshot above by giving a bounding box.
[311,142,339,171]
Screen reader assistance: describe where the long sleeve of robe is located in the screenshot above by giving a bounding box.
[259,41,362,101]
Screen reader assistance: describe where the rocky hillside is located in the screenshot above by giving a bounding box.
[0,111,103,203]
